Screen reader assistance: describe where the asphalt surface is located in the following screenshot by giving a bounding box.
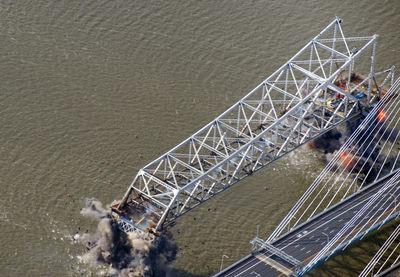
[214,172,400,277]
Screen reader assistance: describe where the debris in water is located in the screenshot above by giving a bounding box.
[80,198,178,277]
[73,233,80,241]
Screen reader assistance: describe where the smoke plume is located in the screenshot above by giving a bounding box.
[80,198,178,277]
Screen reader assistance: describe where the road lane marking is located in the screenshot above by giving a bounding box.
[255,253,292,276]
[276,205,399,277]
[232,186,399,277]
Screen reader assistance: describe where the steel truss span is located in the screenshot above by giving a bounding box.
[114,18,386,233]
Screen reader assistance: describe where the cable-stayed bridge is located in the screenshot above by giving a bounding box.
[216,171,400,276]
[216,76,400,276]
[112,18,395,235]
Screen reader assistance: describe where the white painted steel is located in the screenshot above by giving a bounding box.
[117,18,381,232]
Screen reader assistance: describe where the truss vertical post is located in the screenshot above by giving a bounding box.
[368,37,378,103]
[391,65,396,88]
[118,173,141,209]
[329,22,337,77]
[156,190,178,231]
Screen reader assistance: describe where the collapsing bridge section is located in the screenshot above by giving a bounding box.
[113,18,390,234]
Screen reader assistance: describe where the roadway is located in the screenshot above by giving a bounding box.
[214,171,400,277]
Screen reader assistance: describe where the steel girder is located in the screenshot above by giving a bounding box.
[250,237,302,268]
[117,18,379,232]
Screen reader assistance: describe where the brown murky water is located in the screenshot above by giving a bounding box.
[1,1,400,276]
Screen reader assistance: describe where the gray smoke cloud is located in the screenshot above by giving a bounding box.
[310,114,400,185]
[80,198,178,277]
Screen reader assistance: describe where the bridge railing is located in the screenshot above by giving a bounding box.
[301,169,400,274]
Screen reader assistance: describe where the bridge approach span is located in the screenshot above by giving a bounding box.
[215,168,400,276]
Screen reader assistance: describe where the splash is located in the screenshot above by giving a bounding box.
[80,198,178,277]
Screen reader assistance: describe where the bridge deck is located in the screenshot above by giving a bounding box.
[215,170,400,276]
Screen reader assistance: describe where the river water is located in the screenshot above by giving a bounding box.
[1,1,400,276]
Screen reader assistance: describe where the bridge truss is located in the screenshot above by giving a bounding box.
[114,18,387,233]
